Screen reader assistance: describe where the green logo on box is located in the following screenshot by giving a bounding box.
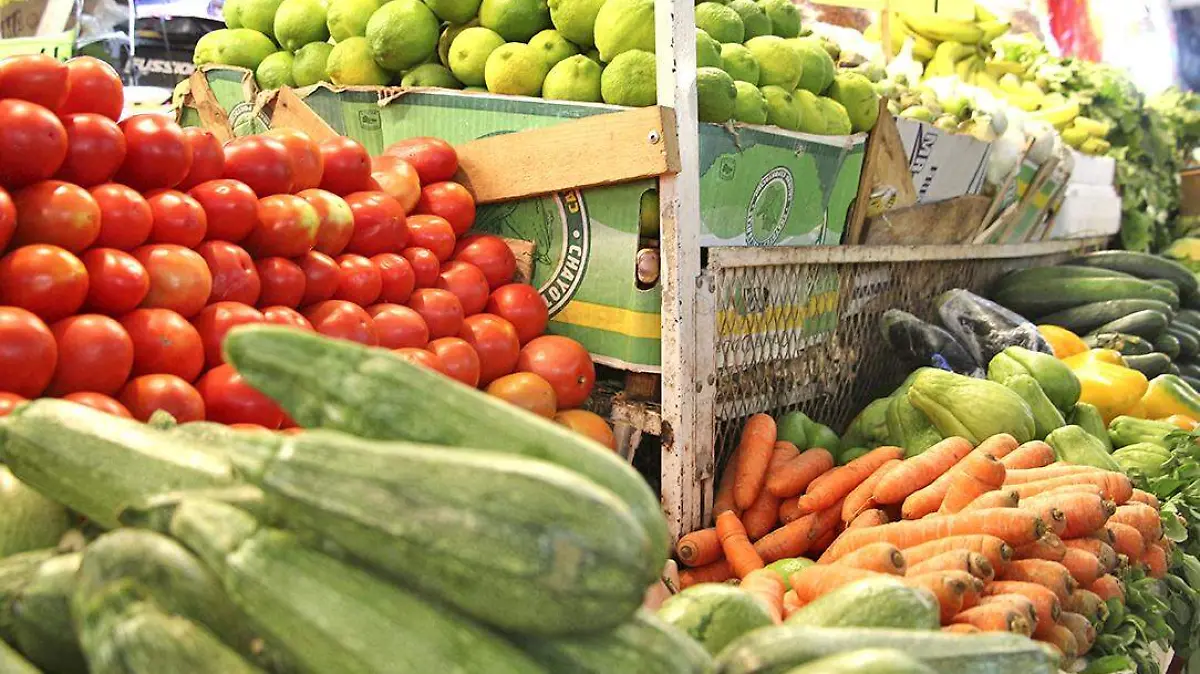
[746,166,794,246]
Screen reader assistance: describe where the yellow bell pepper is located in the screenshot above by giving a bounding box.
[1062,349,1126,368]
[1067,355,1149,423]
[1038,325,1087,359]
[1160,414,1200,431]
[1140,375,1200,420]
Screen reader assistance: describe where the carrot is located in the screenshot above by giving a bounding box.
[904,572,968,623]
[842,459,901,523]
[1109,503,1163,543]
[1064,589,1109,623]
[1089,575,1125,603]
[782,589,803,620]
[819,508,1045,563]
[899,437,1015,519]
[978,594,1036,627]
[1129,489,1161,509]
[740,568,786,624]
[942,623,981,634]
[1058,612,1096,655]
[794,446,904,517]
[907,550,994,582]
[714,447,741,516]
[952,604,1032,635]
[1058,549,1102,588]
[849,509,889,529]
[962,488,1020,511]
[754,513,818,563]
[717,511,765,578]
[1143,542,1168,579]
[1105,522,1147,561]
[734,414,778,511]
[1089,528,1116,545]
[960,573,986,610]
[983,581,1062,630]
[873,437,975,505]
[789,565,886,603]
[810,525,838,557]
[940,452,1007,514]
[676,528,722,567]
[778,497,803,524]
[997,559,1076,601]
[766,441,800,477]
[1019,492,1114,539]
[1014,534,1067,562]
[742,488,782,541]
[1000,441,1056,469]
[1063,539,1118,572]
[1003,464,1105,485]
[680,559,733,588]
[1038,623,1079,659]
[834,542,906,575]
[766,448,834,499]
[1017,503,1067,537]
[1009,472,1133,504]
[809,498,845,549]
[902,535,1014,571]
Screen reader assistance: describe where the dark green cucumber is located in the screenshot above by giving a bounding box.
[1167,325,1200,358]
[992,266,1135,291]
[1175,309,1200,330]
[0,549,55,646]
[992,277,1178,318]
[0,637,39,674]
[1178,362,1200,380]
[514,609,712,674]
[1070,251,1200,299]
[1171,320,1200,346]
[1184,375,1200,392]
[1151,279,1181,297]
[1036,300,1175,334]
[1088,310,1169,339]
[1084,333,1154,356]
[10,553,84,674]
[1155,334,1182,360]
[1121,353,1173,379]
[1169,363,1181,376]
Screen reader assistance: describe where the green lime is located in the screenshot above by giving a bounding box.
[788,36,835,94]
[255,51,296,89]
[593,0,654,62]
[366,0,441,71]
[766,558,814,589]
[758,0,799,37]
[327,35,393,84]
[541,53,602,101]
[584,47,602,65]
[600,48,655,106]
[326,0,381,41]
[696,66,736,123]
[695,2,743,44]
[464,85,489,92]
[760,85,798,130]
[744,35,801,90]
[808,423,841,454]
[292,41,334,86]
[720,42,759,85]
[479,0,551,42]
[222,0,246,28]
[424,0,482,23]
[793,88,825,134]
[233,0,283,39]
[727,0,770,39]
[547,0,606,48]
[449,26,506,86]
[828,72,880,132]
[438,20,478,67]
[274,0,330,52]
[818,96,852,135]
[732,80,767,124]
[638,188,658,236]
[696,29,722,68]
[776,411,811,449]
[528,28,579,69]
[193,29,277,69]
[401,63,464,87]
[484,42,550,95]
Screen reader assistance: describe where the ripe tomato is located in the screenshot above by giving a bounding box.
[334,254,382,306]
[0,55,69,110]
[437,260,490,316]
[370,154,421,211]
[407,288,463,340]
[0,100,67,187]
[405,214,456,261]
[402,247,442,288]
[245,194,319,258]
[115,115,192,190]
[393,347,445,373]
[298,188,354,255]
[416,181,475,235]
[145,189,208,247]
[118,374,205,422]
[317,137,372,195]
[517,335,595,408]
[62,391,131,418]
[485,283,548,344]
[192,301,265,369]
[384,137,458,184]
[132,244,212,318]
[120,308,204,381]
[367,303,428,349]
[453,234,516,290]
[458,313,520,386]
[12,180,101,252]
[55,113,126,187]
[175,128,225,191]
[262,305,312,330]
[47,314,134,395]
[188,179,258,243]
[344,191,408,256]
[222,135,293,196]
[0,392,26,417]
[267,129,323,192]
[90,183,152,250]
[58,56,123,120]
[372,252,415,303]
[255,257,305,307]
[0,245,88,322]
[0,306,56,397]
[427,336,480,387]
[554,409,616,449]
[196,363,285,428]
[0,186,13,252]
[486,372,557,418]
[197,241,260,305]
[303,300,378,345]
[81,248,150,315]
[297,250,339,305]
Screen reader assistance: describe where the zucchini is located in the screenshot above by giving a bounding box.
[784,650,937,674]
[1171,319,1200,346]
[514,609,712,674]
[785,578,939,630]
[1083,333,1153,356]
[0,549,55,646]
[9,553,85,674]
[1122,353,1174,379]
[1155,333,1182,360]
[222,325,669,566]
[1175,309,1200,330]
[992,266,1135,290]
[1167,325,1200,358]
[1087,310,1169,340]
[1070,250,1200,300]
[0,638,39,674]
[116,485,269,533]
[1036,300,1175,334]
[991,277,1178,319]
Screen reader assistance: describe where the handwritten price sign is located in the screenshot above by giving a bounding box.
[812,0,975,20]
[0,31,74,62]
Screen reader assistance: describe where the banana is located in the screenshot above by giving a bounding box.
[972,71,1003,94]
[975,3,999,23]
[902,15,985,45]
[910,34,937,62]
[1062,126,1090,149]
[978,20,1011,45]
[1072,116,1112,138]
[986,60,1026,78]
[998,73,1024,94]
[955,55,982,81]
[924,41,969,78]
[1029,99,1081,129]
[1080,137,1111,156]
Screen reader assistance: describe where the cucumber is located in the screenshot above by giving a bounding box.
[515,609,712,674]
[1122,353,1173,378]
[1083,333,1154,356]
[991,277,1178,319]
[1175,309,1200,330]
[1167,325,1200,358]
[1169,363,1182,376]
[1178,362,1200,380]
[1171,319,1200,346]
[1155,333,1182,360]
[1070,250,1200,300]
[9,552,85,674]
[992,266,1136,291]
[1036,300,1175,334]
[785,578,939,630]
[117,485,269,533]
[657,584,773,656]
[0,637,39,674]
[1151,278,1181,297]
[1087,310,1169,340]
[0,549,55,646]
[1184,375,1200,392]
[783,649,937,674]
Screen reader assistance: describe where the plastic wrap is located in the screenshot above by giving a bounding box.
[879,309,982,376]
[935,289,1052,367]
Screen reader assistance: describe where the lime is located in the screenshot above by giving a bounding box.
[425,0,482,23]
[584,47,602,65]
[366,0,441,71]
[479,0,551,42]
[401,63,464,88]
[818,96,852,135]
[758,0,799,37]
[720,42,759,85]
[292,41,334,86]
[449,26,506,86]
[528,29,579,69]
[274,0,330,52]
[548,0,607,48]
[542,53,602,101]
[593,0,654,62]
[727,0,770,39]
[828,72,880,132]
[600,49,655,106]
[793,88,825,134]
[327,36,393,84]
[788,36,835,94]
[638,188,658,236]
[696,29,722,68]
[193,29,277,69]
[222,0,245,28]
[760,85,798,130]
[234,0,283,39]
[484,42,550,95]
[694,2,743,44]
[464,86,489,92]
[326,0,381,41]
[438,20,478,67]
[744,35,801,90]
[777,411,811,449]
[696,66,736,123]
[732,81,767,124]
[255,51,296,89]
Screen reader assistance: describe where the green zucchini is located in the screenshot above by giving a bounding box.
[783,650,937,674]
[1036,300,1175,334]
[1083,333,1154,356]
[992,277,1178,319]
[0,549,55,646]
[1069,251,1200,300]
[992,266,1135,291]
[785,578,939,630]
[1087,310,1169,340]
[1151,278,1181,297]
[1167,325,1200,358]
[514,609,712,674]
[0,637,39,674]
[116,485,269,533]
[222,325,669,565]
[1175,309,1200,330]
[1122,353,1173,378]
[1171,319,1200,346]
[1155,333,1182,360]
[9,553,85,674]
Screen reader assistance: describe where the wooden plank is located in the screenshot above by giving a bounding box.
[845,104,917,244]
[186,70,234,144]
[973,145,1031,241]
[862,195,991,245]
[269,87,339,141]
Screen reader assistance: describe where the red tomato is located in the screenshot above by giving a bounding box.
[317,137,372,195]
[222,135,293,196]
[62,391,131,417]
[132,244,212,318]
[267,129,323,192]
[0,244,88,322]
[11,180,101,252]
[115,115,192,191]
[517,335,595,408]
[370,155,421,211]
[393,347,445,373]
[58,56,123,120]
[188,179,258,243]
[334,254,382,306]
[262,305,313,330]
[303,300,378,345]
[0,54,69,110]
[367,303,429,349]
[406,214,456,261]
[245,194,319,258]
[407,288,464,340]
[90,183,152,250]
[437,260,490,316]
[0,392,26,417]
[486,283,548,345]
[119,374,205,422]
[427,336,480,387]
[120,308,204,381]
[55,113,126,187]
[417,181,476,235]
[0,186,13,252]
[196,363,285,428]
[0,306,56,397]
[47,314,134,395]
[176,128,225,191]
[197,241,260,305]
[145,189,207,247]
[402,247,441,287]
[297,250,340,305]
[372,252,415,304]
[344,191,408,256]
[459,313,521,386]
[81,248,150,315]
[298,188,354,255]
[0,99,67,188]
[255,257,306,307]
[192,301,265,368]
[453,234,516,290]
[384,137,458,184]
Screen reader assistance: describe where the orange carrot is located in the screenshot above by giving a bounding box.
[982,434,1022,459]
[833,542,906,575]
[962,488,1020,511]
[740,568,786,624]
[942,623,981,634]
[766,441,800,477]
[1003,464,1105,484]
[717,511,765,578]
[960,573,986,610]
[1065,590,1109,623]
[978,594,1037,631]
[998,559,1076,601]
[810,525,838,557]
[1090,575,1125,602]
[1090,528,1116,545]
[1009,472,1133,504]
[1143,542,1168,579]
[819,508,1046,563]
[778,497,803,524]
[1106,522,1147,561]
[904,572,968,623]
[810,498,846,546]
[849,509,889,529]
[952,604,1032,635]
[902,535,1013,571]
[742,488,782,541]
[900,437,1015,519]
[1109,503,1163,543]
[907,550,995,582]
[1000,441,1056,469]
[782,589,803,620]
[766,448,835,499]
[714,447,741,516]
[983,580,1062,630]
[1129,489,1161,509]
[734,414,778,511]
[1014,534,1067,562]
[842,459,901,523]
[794,446,904,517]
[790,566,886,603]
[676,528,722,567]
[754,513,818,563]
[1063,539,1118,572]
[873,437,975,505]
[940,452,1007,514]
[1059,612,1096,655]
[1017,503,1067,537]
[680,559,732,588]
[1020,492,1114,539]
[1060,548,1104,588]
[1038,624,1079,659]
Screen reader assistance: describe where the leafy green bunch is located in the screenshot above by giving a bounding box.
[1085,565,1174,674]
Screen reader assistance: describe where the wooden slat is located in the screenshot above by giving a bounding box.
[269,87,339,142]
[862,195,991,245]
[845,103,917,244]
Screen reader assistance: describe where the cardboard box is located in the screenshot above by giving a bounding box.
[1068,151,1116,187]
[1049,184,1122,239]
[894,117,992,204]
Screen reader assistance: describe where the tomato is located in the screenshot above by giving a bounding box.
[58,56,123,120]
[222,135,294,196]
[11,180,101,252]
[120,308,204,381]
[407,288,463,340]
[267,129,323,192]
[0,54,69,110]
[145,189,207,247]
[0,245,88,322]
[297,250,339,305]
[54,113,126,187]
[458,313,520,385]
[317,137,372,195]
[245,194,319,258]
[47,314,134,395]
[255,257,306,307]
[303,300,378,345]
[81,248,149,315]
[62,391,131,418]
[334,254,382,306]
[416,181,475,235]
[370,155,421,212]
[196,363,285,428]
[554,409,616,449]
[197,241,260,305]
[344,191,408,256]
[0,306,56,397]
[175,128,225,191]
[89,183,152,250]
[437,260,490,316]
[188,179,258,243]
[384,137,458,184]
[402,247,441,288]
[115,115,192,191]
[262,305,312,330]
[517,335,595,408]
[0,100,67,188]
[486,372,557,418]
[393,347,445,373]
[427,336,480,388]
[453,234,516,290]
[132,244,213,318]
[0,392,26,417]
[192,301,265,369]
[485,283,548,344]
[0,186,13,252]
[372,252,415,304]
[297,188,354,255]
[118,374,205,422]
[405,214,456,261]
[367,303,429,349]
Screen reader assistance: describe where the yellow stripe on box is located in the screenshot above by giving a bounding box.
[553,300,662,340]
[718,290,839,337]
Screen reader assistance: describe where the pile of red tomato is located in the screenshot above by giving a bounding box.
[0,53,615,449]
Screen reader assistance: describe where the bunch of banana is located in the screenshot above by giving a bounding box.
[1061,116,1113,155]
[1028,94,1081,130]
[865,2,1012,63]
[924,41,985,80]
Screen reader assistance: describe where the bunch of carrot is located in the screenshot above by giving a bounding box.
[675,413,1176,661]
